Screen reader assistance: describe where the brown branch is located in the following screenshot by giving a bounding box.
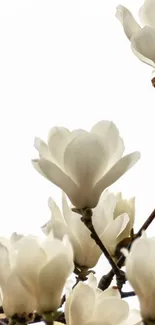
[120,290,135,298]
[81,208,126,289]
[98,208,155,290]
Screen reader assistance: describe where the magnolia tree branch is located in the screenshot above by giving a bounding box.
[98,208,155,290]
[81,208,126,289]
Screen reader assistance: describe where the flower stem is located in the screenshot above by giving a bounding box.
[98,208,155,290]
[81,208,126,289]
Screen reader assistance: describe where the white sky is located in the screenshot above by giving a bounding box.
[0,0,154,311]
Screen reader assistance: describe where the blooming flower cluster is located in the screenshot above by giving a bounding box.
[1,0,155,324]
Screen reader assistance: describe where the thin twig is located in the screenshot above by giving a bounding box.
[120,291,135,298]
[98,208,155,290]
[81,208,126,288]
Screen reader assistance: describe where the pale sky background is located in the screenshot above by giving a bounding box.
[0,0,155,311]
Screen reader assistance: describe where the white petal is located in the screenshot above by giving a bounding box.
[91,120,125,170]
[3,270,37,317]
[34,137,52,161]
[87,273,97,289]
[66,282,95,325]
[10,232,23,244]
[0,243,10,290]
[139,0,155,28]
[38,253,74,313]
[116,5,141,40]
[48,127,72,168]
[131,26,155,68]
[15,236,47,295]
[94,297,129,324]
[32,159,81,207]
[119,309,141,325]
[100,214,129,255]
[92,190,116,237]
[64,133,108,188]
[48,197,63,222]
[93,152,140,205]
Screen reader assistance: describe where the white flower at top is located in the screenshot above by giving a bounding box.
[123,233,155,322]
[32,120,140,209]
[92,190,135,258]
[116,1,155,69]
[0,234,74,316]
[42,192,102,268]
[64,273,141,325]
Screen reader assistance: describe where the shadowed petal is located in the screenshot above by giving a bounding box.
[64,133,108,188]
[93,152,140,205]
[131,26,155,67]
[116,5,141,40]
[139,0,155,28]
[32,159,80,206]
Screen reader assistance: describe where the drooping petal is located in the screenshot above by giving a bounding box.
[64,133,108,189]
[34,137,53,161]
[48,127,73,169]
[139,0,155,28]
[3,270,37,317]
[93,152,140,206]
[91,120,125,170]
[116,5,141,40]
[131,26,155,68]
[32,159,81,207]
[38,253,74,313]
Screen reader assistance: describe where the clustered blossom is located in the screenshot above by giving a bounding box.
[33,120,140,208]
[1,0,155,323]
[116,0,155,74]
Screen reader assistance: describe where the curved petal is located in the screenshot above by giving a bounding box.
[38,253,74,313]
[32,159,81,207]
[3,270,37,317]
[48,197,63,222]
[0,243,10,290]
[139,0,155,28]
[34,137,53,161]
[100,214,129,255]
[131,26,155,68]
[91,120,125,170]
[120,309,141,325]
[48,127,73,169]
[92,191,116,237]
[94,297,129,325]
[116,5,141,40]
[66,282,95,325]
[93,152,140,205]
[64,133,108,188]
[15,236,47,295]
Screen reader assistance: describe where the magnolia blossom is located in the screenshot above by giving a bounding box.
[124,234,155,322]
[0,234,74,316]
[116,1,155,69]
[0,238,36,317]
[64,273,141,325]
[15,234,74,314]
[32,120,140,208]
[92,190,135,258]
[42,192,102,268]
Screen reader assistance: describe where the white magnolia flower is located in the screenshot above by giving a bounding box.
[116,3,155,68]
[42,193,102,268]
[92,190,135,258]
[15,234,74,314]
[32,121,140,209]
[65,273,141,325]
[0,239,36,317]
[124,233,155,322]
